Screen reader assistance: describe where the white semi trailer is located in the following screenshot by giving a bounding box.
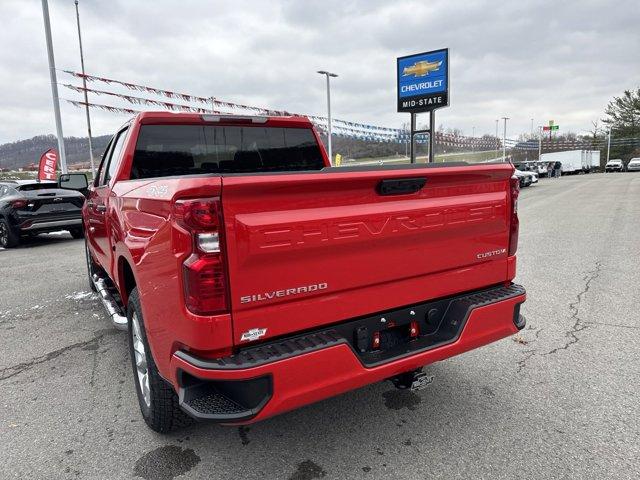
[540,150,600,174]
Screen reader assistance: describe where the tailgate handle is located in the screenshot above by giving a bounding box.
[377,178,426,196]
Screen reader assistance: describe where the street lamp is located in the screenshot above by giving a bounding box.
[538,125,543,160]
[74,0,96,176]
[501,117,510,161]
[317,70,338,165]
[472,126,475,152]
[495,119,499,159]
[41,0,67,173]
[530,118,534,138]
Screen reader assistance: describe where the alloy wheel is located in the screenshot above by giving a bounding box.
[131,312,151,407]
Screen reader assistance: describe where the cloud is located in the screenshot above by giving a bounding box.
[0,0,638,145]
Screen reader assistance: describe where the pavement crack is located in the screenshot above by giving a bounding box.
[516,350,538,373]
[0,329,117,382]
[543,261,602,357]
[584,321,639,330]
[514,325,544,373]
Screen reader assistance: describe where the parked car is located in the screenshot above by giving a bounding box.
[514,169,533,187]
[535,163,548,177]
[605,159,624,172]
[0,179,86,248]
[81,111,526,433]
[626,158,640,172]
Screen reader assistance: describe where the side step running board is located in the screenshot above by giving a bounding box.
[91,273,128,331]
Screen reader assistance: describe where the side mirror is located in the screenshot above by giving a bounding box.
[59,173,89,191]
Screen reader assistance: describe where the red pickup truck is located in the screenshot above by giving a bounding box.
[80,111,525,433]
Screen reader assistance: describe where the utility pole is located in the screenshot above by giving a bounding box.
[317,70,338,165]
[74,0,95,176]
[41,0,67,173]
[501,117,509,162]
[606,130,611,164]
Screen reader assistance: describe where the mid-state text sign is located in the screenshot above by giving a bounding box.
[397,49,449,113]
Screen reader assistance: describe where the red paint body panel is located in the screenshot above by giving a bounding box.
[82,112,523,423]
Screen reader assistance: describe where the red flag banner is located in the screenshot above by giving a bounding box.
[38,148,58,181]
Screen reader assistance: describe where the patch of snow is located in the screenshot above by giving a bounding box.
[65,291,95,301]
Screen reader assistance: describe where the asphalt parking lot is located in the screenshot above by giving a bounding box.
[1,173,639,480]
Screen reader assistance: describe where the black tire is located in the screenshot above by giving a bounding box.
[0,219,19,248]
[84,239,97,292]
[69,228,84,239]
[127,287,193,433]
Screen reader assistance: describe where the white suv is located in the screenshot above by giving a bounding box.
[605,159,624,172]
[627,158,640,172]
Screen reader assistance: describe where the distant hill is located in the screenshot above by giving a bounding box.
[0,134,111,170]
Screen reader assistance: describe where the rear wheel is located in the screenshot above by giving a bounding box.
[127,287,193,433]
[0,219,19,248]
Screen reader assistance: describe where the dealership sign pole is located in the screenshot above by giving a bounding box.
[397,48,449,163]
[542,120,559,139]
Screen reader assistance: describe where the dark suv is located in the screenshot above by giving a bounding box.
[0,180,85,248]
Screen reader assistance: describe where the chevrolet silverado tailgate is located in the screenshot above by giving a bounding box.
[221,163,514,344]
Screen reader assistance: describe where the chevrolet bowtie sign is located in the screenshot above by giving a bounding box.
[397,49,449,113]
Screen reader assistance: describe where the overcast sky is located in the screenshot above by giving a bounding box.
[0,0,638,144]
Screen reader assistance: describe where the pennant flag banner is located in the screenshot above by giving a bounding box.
[62,70,636,150]
[66,99,139,115]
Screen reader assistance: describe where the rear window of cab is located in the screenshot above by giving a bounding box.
[130,125,325,179]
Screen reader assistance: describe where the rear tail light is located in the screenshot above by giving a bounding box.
[183,255,227,314]
[174,197,228,315]
[173,199,220,230]
[508,176,520,256]
[10,199,27,209]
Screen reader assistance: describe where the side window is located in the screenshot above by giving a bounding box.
[94,137,115,187]
[0,186,7,197]
[100,128,128,186]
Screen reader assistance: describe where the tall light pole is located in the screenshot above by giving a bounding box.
[317,70,338,165]
[472,126,475,152]
[41,0,67,173]
[74,0,95,176]
[501,117,509,161]
[538,126,543,160]
[530,118,534,138]
[495,119,499,158]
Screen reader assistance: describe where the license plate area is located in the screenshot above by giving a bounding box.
[334,291,485,366]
